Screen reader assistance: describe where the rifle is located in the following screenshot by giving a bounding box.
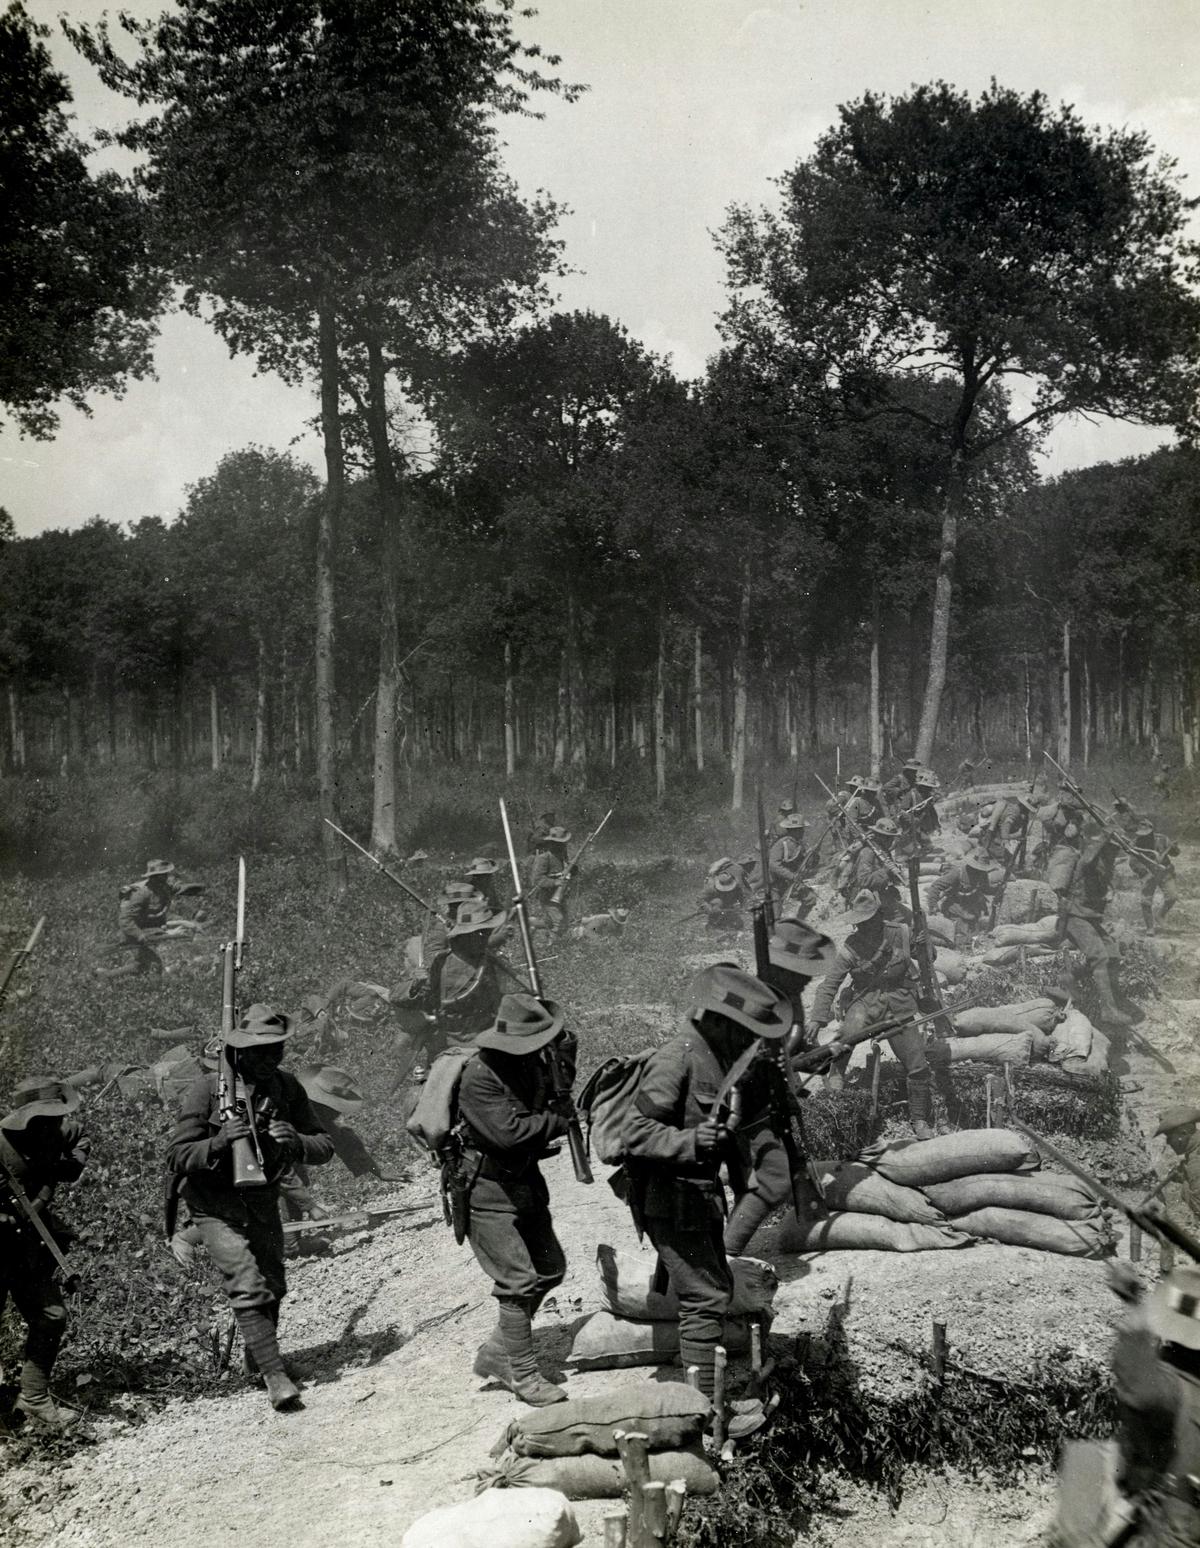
[987,838,1025,931]
[551,807,614,907]
[673,907,708,929]
[282,1200,434,1237]
[907,858,954,1041]
[217,858,266,1189]
[0,1155,81,1292]
[814,773,904,885]
[1043,754,1167,882]
[794,998,980,1078]
[1010,1117,1200,1264]
[751,901,825,1209]
[0,916,46,1011]
[756,784,776,930]
[499,799,593,1186]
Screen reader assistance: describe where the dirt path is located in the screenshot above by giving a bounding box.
[6,833,1198,1548]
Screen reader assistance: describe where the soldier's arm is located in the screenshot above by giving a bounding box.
[119,890,150,941]
[325,1123,379,1177]
[925,867,954,915]
[169,1074,228,1175]
[457,1058,567,1156]
[809,953,852,1027]
[282,1078,336,1167]
[622,1044,698,1167]
[51,1117,91,1184]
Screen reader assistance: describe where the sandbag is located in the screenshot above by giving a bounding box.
[934,948,967,985]
[500,1380,709,1456]
[861,1128,1041,1187]
[811,1160,945,1225]
[479,1446,718,1500]
[568,1314,750,1372]
[778,1209,971,1253]
[949,1206,1113,1258]
[925,912,958,946]
[1047,1007,1094,1064]
[401,1488,580,1548]
[980,943,1056,967]
[596,1244,777,1321]
[953,1001,1056,1036]
[992,917,1059,947]
[945,1030,1034,1065]
[923,1171,1103,1221]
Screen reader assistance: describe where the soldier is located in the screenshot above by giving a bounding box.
[845,777,885,829]
[528,825,574,938]
[925,847,997,946]
[1111,795,1141,839]
[835,816,905,919]
[1154,1107,1200,1230]
[465,859,515,950]
[1050,826,1133,1029]
[458,994,577,1407]
[699,859,750,932]
[1035,786,1085,871]
[418,881,483,963]
[894,769,941,854]
[773,797,797,839]
[569,907,630,942]
[169,1004,333,1410]
[1054,1262,1200,1547]
[0,1078,90,1429]
[983,791,1038,864]
[621,964,793,1402]
[96,858,188,978]
[824,775,861,849]
[723,923,836,1256]
[882,758,922,805]
[768,814,809,897]
[526,810,556,857]
[809,889,935,1138]
[1129,819,1180,935]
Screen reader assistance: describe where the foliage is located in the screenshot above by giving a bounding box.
[0,3,162,438]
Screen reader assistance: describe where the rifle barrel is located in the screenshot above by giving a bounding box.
[324,819,439,915]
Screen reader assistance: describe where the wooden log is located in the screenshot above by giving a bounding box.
[712,1346,727,1449]
[685,1364,700,1391]
[665,1481,687,1535]
[868,1044,882,1121]
[931,1319,948,1390]
[750,1319,762,1374]
[642,1482,668,1540]
[615,1430,652,1548]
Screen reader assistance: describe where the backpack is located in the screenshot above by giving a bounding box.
[575,1051,653,1166]
[405,1046,476,1157]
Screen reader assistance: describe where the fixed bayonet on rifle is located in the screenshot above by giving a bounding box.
[0,916,46,1011]
[324,819,441,917]
[1043,754,1164,880]
[814,773,905,884]
[0,1156,80,1292]
[499,799,593,1186]
[792,997,980,1078]
[1010,1117,1200,1263]
[756,784,776,930]
[551,808,614,908]
[217,858,266,1189]
[282,1200,435,1237]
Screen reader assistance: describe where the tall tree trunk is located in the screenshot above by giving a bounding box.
[693,626,704,774]
[915,453,965,763]
[566,587,587,776]
[731,560,751,812]
[654,605,668,802]
[1179,662,1195,770]
[1023,658,1033,768]
[1082,648,1093,769]
[868,582,883,780]
[554,637,568,773]
[608,675,617,771]
[807,656,819,753]
[1058,616,1072,768]
[316,302,347,893]
[504,640,516,779]
[293,682,303,773]
[250,631,267,792]
[6,682,23,772]
[208,684,220,772]
[365,332,402,857]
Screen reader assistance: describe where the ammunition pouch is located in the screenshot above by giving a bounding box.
[438,1137,477,1246]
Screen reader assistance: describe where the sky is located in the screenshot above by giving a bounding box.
[3,0,1199,536]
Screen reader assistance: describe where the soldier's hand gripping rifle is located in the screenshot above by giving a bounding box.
[988,833,1026,931]
[1010,1117,1200,1264]
[218,858,267,1189]
[0,1154,81,1293]
[499,799,593,1186]
[0,916,46,1012]
[814,773,905,886]
[551,808,614,908]
[794,997,981,1078]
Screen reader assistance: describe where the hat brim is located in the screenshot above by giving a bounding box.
[224,1025,293,1049]
[1154,1109,1200,1136]
[1,1090,82,1130]
[306,1088,363,1114]
[768,941,837,978]
[474,1002,565,1054]
[847,902,881,925]
[450,913,500,937]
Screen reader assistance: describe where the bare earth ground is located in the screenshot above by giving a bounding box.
[3,828,1198,1547]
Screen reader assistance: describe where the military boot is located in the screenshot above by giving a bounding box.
[1091,967,1132,1029]
[15,1362,78,1431]
[236,1308,301,1411]
[497,1299,566,1407]
[472,1323,512,1388]
[1141,902,1156,935]
[906,1074,936,1141]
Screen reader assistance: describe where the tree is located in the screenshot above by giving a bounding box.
[720,81,1200,762]
[70,0,577,875]
[0,3,160,438]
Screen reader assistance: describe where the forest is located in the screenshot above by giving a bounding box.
[3,0,1200,875]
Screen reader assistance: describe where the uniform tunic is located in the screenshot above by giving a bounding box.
[622,1024,739,1396]
[457,1041,574,1303]
[529,850,573,934]
[1130,830,1180,915]
[0,1121,89,1374]
[894,788,940,849]
[1051,836,1119,972]
[836,842,903,918]
[926,861,992,941]
[112,881,171,972]
[170,1070,333,1310]
[768,836,807,897]
[810,920,928,1077]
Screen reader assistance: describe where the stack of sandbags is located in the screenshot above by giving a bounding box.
[402,1488,581,1548]
[483,1382,717,1503]
[953,1000,1059,1036]
[567,1246,774,1371]
[772,1158,972,1253]
[944,1030,1036,1065]
[992,916,1059,947]
[861,1128,1041,1187]
[1046,1007,1111,1074]
[980,940,1059,967]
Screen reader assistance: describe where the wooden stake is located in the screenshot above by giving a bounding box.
[615,1430,652,1548]
[665,1481,687,1534]
[1130,1221,1142,1262]
[931,1320,948,1390]
[642,1482,668,1540]
[603,1510,629,1548]
[985,1075,994,1129]
[712,1346,727,1449]
[750,1319,763,1374]
[868,1045,882,1121]
[685,1364,700,1391]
